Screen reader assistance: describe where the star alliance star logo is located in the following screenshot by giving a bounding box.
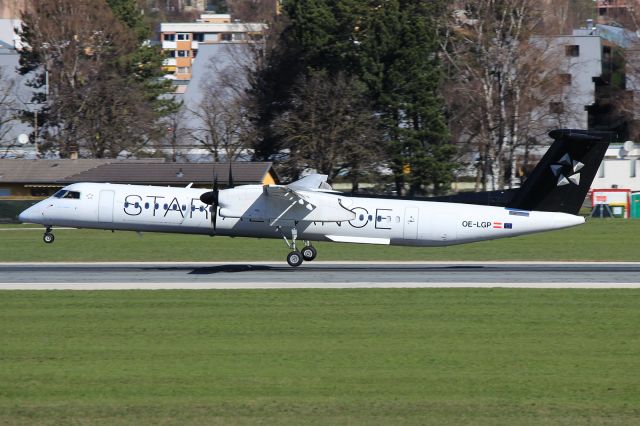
[550,153,584,187]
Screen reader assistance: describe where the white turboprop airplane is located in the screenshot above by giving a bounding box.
[19,129,613,266]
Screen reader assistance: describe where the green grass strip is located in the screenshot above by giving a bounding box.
[0,219,639,262]
[1,289,639,425]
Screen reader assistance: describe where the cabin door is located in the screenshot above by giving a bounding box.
[98,190,115,223]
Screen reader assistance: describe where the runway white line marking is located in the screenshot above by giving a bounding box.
[2,282,640,290]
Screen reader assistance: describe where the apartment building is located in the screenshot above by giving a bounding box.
[160,14,267,80]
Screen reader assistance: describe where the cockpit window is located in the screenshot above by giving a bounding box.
[53,190,80,199]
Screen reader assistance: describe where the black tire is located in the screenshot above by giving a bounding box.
[286,251,303,267]
[43,232,55,244]
[301,246,317,261]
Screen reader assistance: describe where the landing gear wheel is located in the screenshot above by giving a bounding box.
[286,251,303,267]
[43,232,54,244]
[301,246,317,261]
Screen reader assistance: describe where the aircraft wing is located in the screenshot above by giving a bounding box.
[220,174,354,223]
[261,174,353,223]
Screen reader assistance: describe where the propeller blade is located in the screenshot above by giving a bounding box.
[199,166,220,234]
[228,161,234,189]
[212,172,218,231]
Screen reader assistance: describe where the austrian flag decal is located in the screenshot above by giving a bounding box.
[493,222,513,229]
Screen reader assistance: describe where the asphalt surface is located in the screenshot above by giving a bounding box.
[1,262,639,289]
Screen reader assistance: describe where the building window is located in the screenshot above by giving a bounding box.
[558,73,572,85]
[165,50,176,58]
[221,33,232,41]
[550,101,564,114]
[176,50,190,57]
[164,34,175,41]
[177,33,190,41]
[177,67,191,74]
[0,188,11,196]
[565,45,580,57]
[193,33,205,42]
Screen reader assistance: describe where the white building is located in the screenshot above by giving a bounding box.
[160,14,266,81]
[593,143,640,191]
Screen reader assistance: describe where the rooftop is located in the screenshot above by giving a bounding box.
[0,159,278,186]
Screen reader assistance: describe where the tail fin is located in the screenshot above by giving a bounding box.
[507,129,616,215]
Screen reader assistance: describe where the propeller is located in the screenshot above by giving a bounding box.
[199,160,235,234]
[199,167,219,233]
[228,161,234,189]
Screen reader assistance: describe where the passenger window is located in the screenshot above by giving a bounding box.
[164,203,168,209]
[124,202,129,207]
[182,205,187,211]
[134,202,140,208]
[145,203,149,209]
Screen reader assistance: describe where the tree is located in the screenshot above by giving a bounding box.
[0,67,20,158]
[18,0,175,158]
[273,70,382,187]
[187,44,256,162]
[357,0,455,195]
[442,0,563,190]
[247,0,455,195]
[244,12,302,161]
[189,87,250,162]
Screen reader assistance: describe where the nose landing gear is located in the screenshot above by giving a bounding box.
[43,227,55,244]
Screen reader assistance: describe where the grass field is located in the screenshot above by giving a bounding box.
[1,289,640,425]
[1,219,640,262]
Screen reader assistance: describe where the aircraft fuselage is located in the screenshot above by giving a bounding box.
[19,182,584,247]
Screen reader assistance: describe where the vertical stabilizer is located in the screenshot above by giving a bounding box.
[507,129,616,215]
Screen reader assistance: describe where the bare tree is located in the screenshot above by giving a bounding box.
[187,42,260,161]
[19,0,172,158]
[189,86,250,162]
[0,66,21,158]
[443,0,565,190]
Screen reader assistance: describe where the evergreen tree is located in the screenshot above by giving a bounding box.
[358,0,454,195]
[253,0,454,194]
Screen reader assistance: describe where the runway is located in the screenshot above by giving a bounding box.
[1,261,640,289]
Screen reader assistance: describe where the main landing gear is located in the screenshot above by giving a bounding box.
[278,225,317,267]
[43,226,55,244]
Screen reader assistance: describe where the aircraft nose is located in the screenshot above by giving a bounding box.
[18,204,41,224]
